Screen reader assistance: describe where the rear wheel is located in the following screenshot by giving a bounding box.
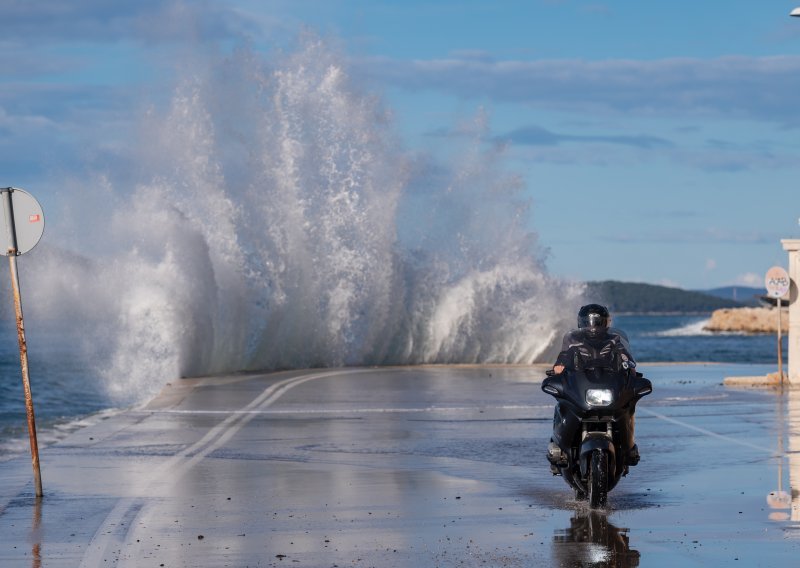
[588,449,608,508]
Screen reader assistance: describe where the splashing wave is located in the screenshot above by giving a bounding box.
[24,39,581,403]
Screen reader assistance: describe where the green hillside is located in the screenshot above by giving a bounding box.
[585,280,745,313]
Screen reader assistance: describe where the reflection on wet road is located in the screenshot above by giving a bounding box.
[554,510,640,568]
[0,364,799,566]
[786,387,800,523]
[31,497,41,568]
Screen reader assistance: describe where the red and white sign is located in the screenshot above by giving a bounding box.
[765,266,790,298]
[0,187,45,256]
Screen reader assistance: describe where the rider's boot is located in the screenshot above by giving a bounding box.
[626,443,640,466]
[547,440,567,475]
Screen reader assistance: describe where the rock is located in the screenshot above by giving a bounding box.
[723,373,785,388]
[704,307,789,334]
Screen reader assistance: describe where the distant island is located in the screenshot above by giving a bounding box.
[584,280,762,314]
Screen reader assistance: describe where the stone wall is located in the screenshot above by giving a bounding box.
[704,307,789,333]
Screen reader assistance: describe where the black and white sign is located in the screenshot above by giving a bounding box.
[765,266,790,299]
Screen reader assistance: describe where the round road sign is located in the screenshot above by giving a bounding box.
[0,187,45,256]
[765,266,790,299]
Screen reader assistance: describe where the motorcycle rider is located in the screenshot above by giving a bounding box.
[547,303,640,475]
[552,304,634,375]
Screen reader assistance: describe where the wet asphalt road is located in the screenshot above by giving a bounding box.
[1,364,799,567]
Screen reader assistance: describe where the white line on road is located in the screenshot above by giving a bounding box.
[639,406,782,457]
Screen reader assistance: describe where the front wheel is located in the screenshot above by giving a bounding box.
[588,449,609,508]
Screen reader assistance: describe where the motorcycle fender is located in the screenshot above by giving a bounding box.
[579,437,616,478]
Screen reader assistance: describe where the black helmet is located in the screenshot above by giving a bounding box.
[578,304,610,337]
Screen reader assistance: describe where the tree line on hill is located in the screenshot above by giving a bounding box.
[584,281,762,314]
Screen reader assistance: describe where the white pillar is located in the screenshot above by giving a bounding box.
[782,239,800,384]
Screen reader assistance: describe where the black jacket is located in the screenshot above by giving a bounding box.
[554,328,635,370]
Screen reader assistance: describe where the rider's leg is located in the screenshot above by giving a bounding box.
[626,412,639,465]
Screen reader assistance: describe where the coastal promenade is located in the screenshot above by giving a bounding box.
[1,364,799,566]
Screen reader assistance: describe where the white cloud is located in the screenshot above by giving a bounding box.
[602,229,780,245]
[0,0,257,44]
[357,54,800,124]
[494,124,672,149]
[734,272,762,287]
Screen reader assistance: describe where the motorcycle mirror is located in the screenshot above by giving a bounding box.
[541,376,565,397]
[543,383,559,395]
[633,375,653,398]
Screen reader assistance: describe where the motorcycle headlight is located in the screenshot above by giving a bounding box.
[586,389,613,407]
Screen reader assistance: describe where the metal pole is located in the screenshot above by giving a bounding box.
[779,298,784,386]
[1,189,42,497]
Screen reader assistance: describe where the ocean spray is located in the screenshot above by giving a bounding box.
[21,39,581,403]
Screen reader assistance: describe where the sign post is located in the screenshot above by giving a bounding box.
[0,187,45,497]
[766,266,791,386]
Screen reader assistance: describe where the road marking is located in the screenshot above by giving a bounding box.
[639,407,782,457]
[80,368,364,568]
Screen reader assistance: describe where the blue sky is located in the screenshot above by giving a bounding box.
[2,0,800,290]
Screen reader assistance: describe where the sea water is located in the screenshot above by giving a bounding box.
[618,314,788,364]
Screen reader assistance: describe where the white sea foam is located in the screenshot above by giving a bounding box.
[0,408,124,462]
[654,318,749,337]
[654,319,713,337]
[19,38,580,404]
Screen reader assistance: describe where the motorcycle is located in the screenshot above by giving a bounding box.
[541,343,652,508]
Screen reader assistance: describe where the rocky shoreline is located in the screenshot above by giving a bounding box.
[704,306,788,334]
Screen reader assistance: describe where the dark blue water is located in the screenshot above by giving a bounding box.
[0,314,787,459]
[617,314,787,364]
[0,324,112,458]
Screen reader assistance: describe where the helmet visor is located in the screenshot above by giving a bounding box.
[580,312,609,329]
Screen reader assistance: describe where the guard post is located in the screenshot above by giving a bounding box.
[782,240,800,385]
